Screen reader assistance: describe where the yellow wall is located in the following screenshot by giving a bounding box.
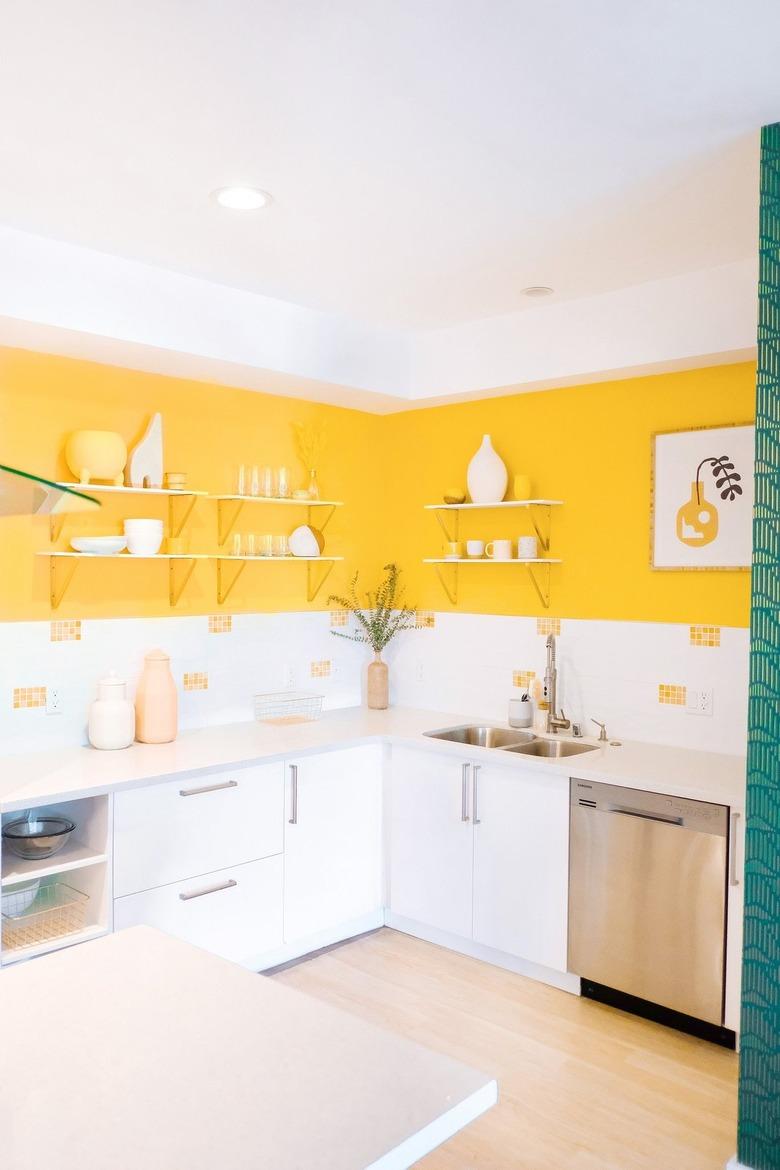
[0,348,754,626]
[0,347,384,620]
[382,362,754,627]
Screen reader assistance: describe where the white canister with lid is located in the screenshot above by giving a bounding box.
[88,671,135,750]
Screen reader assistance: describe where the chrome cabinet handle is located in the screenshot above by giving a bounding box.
[461,763,471,821]
[729,812,740,886]
[289,764,299,825]
[179,779,238,797]
[472,764,481,825]
[179,878,237,901]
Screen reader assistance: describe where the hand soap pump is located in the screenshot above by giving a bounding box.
[508,691,533,729]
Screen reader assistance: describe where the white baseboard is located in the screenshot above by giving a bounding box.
[385,912,581,995]
[245,910,385,972]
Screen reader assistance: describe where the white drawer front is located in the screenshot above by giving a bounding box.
[113,762,284,897]
[113,856,284,965]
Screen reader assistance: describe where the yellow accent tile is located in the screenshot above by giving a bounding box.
[690,625,720,647]
[658,683,687,706]
[310,660,332,678]
[513,670,536,689]
[208,614,233,634]
[330,610,349,628]
[50,619,81,642]
[415,610,435,629]
[13,686,46,709]
[536,617,561,636]
[183,671,208,691]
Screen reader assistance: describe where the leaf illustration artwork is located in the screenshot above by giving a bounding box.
[696,454,743,502]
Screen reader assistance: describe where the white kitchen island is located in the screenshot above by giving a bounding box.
[0,926,497,1170]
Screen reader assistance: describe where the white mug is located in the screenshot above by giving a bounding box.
[485,539,513,561]
[517,536,538,560]
[466,540,485,558]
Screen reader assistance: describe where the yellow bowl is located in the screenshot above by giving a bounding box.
[65,430,127,485]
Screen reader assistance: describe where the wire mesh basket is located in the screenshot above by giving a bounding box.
[2,881,89,952]
[254,691,324,725]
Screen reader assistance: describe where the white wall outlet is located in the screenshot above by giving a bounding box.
[414,659,425,683]
[686,687,714,717]
[46,687,63,716]
[282,664,295,690]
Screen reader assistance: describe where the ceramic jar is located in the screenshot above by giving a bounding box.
[467,435,508,504]
[367,653,389,710]
[65,430,127,486]
[135,649,178,743]
[88,672,135,750]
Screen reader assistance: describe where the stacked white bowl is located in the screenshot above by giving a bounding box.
[124,518,164,556]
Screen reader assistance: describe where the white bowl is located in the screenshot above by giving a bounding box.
[126,533,163,556]
[71,536,127,556]
[123,518,163,532]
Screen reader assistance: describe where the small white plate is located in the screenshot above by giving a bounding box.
[71,536,127,556]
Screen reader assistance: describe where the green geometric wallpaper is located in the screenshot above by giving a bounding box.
[738,120,780,1170]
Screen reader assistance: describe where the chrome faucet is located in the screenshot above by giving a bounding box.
[545,633,571,734]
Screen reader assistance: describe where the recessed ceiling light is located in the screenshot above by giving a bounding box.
[212,186,272,211]
[522,286,554,297]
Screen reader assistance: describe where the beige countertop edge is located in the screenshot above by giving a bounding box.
[0,706,747,812]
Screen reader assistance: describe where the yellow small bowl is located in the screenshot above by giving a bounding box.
[443,487,466,504]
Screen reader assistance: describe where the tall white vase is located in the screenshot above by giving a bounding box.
[467,435,508,504]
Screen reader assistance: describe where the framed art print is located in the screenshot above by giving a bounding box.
[651,423,755,570]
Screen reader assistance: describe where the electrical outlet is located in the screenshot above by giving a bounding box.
[414,659,424,683]
[46,687,63,716]
[686,687,713,717]
[282,664,295,690]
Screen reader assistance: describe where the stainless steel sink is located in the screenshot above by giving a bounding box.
[501,739,599,758]
[423,724,536,749]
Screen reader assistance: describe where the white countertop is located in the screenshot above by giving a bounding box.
[0,926,497,1170]
[0,705,747,812]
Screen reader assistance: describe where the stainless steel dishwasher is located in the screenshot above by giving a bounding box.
[568,778,730,1033]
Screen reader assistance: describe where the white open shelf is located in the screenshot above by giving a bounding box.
[1,925,108,965]
[38,552,212,560]
[423,557,561,565]
[217,555,344,562]
[2,841,108,886]
[212,494,343,506]
[55,482,208,497]
[424,499,563,510]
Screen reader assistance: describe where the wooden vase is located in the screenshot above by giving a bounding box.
[367,654,389,710]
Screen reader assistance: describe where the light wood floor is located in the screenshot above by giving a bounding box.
[273,928,737,1169]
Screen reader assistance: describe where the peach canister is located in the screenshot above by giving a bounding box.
[135,648,178,744]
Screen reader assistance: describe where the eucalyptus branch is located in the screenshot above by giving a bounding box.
[329,563,418,654]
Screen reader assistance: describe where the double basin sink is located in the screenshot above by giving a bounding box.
[423,724,599,759]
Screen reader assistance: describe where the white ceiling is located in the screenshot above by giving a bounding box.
[0,1,775,330]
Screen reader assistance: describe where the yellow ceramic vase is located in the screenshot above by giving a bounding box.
[676,480,719,547]
[65,430,127,486]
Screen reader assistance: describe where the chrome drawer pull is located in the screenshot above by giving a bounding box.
[461,763,471,822]
[289,764,299,825]
[179,878,237,901]
[179,779,239,797]
[729,812,740,886]
[472,764,481,825]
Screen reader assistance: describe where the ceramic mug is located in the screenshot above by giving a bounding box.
[485,539,513,561]
[445,541,464,559]
[517,536,538,559]
[466,540,485,558]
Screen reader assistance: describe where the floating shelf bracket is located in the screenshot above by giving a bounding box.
[528,504,553,553]
[217,499,244,546]
[49,556,79,609]
[169,557,198,606]
[168,494,199,538]
[307,559,337,603]
[49,513,66,543]
[433,510,459,544]
[526,562,552,609]
[433,562,458,605]
[309,503,336,534]
[216,558,246,604]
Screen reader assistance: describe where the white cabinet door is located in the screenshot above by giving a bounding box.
[472,762,569,971]
[114,855,284,966]
[389,747,474,938]
[114,762,284,897]
[283,746,383,943]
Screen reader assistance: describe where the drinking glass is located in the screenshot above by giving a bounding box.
[236,465,247,496]
[245,533,256,556]
[250,465,260,497]
[273,534,289,557]
[231,532,242,556]
[259,466,274,498]
[258,534,274,557]
[276,467,290,499]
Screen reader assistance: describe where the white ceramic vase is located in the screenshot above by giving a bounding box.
[467,435,508,504]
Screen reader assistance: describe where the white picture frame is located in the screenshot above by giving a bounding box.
[651,423,754,570]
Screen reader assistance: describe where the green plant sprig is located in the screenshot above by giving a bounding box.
[329,563,417,654]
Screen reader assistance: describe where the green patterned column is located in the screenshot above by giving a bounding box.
[739,120,780,1170]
